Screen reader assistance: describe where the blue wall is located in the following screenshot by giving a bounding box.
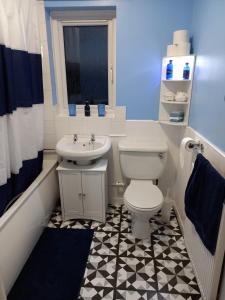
[190,0,225,151]
[45,0,194,120]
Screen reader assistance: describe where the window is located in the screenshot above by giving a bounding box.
[51,15,115,112]
[63,25,108,105]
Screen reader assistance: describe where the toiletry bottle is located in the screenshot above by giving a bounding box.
[166,60,173,80]
[85,101,90,117]
[183,62,190,80]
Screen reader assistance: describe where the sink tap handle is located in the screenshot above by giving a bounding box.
[91,133,95,142]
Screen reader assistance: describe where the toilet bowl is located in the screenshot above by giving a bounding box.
[118,137,168,239]
[124,180,163,239]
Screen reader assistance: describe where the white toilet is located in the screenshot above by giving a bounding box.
[118,137,168,239]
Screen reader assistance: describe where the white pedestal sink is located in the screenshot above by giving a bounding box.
[56,135,111,165]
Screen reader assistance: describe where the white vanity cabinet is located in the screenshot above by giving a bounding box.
[57,159,108,222]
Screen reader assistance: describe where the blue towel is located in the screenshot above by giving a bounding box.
[185,153,225,255]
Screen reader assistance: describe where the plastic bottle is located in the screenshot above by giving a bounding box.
[183,62,190,80]
[166,60,173,80]
[84,101,90,117]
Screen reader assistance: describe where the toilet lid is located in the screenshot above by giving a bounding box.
[124,180,163,210]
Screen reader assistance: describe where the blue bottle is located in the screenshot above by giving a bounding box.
[183,62,190,80]
[166,60,173,80]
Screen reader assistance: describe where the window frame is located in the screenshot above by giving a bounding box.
[51,18,116,114]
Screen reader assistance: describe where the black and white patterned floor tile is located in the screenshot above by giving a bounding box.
[48,204,202,300]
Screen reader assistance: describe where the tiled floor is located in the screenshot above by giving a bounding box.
[48,205,202,300]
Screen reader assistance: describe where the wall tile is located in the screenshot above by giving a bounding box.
[44,133,57,150]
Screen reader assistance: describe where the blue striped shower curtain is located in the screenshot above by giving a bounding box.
[0,0,44,216]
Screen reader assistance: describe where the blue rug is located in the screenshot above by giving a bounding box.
[8,228,93,300]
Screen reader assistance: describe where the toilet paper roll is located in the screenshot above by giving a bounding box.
[167,44,179,57]
[179,137,195,169]
[167,42,190,57]
[173,30,189,44]
[176,42,191,56]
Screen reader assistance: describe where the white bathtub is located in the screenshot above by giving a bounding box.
[0,155,59,295]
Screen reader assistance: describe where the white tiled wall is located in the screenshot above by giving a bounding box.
[54,108,126,140]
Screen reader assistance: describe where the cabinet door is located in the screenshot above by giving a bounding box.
[82,172,104,222]
[60,172,83,218]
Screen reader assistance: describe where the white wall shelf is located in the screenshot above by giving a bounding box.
[159,120,187,127]
[162,79,191,82]
[159,55,195,126]
[161,100,188,105]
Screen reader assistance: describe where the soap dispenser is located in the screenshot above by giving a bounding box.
[166,60,173,80]
[84,101,90,117]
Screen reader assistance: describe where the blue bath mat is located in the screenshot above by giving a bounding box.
[8,227,93,300]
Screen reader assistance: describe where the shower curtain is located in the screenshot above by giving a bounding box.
[0,0,44,216]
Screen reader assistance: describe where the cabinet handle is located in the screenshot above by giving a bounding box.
[82,193,86,197]
[78,193,82,197]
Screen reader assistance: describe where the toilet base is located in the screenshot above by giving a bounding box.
[127,205,162,240]
[132,217,152,239]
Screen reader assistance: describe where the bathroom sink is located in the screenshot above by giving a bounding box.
[56,135,111,165]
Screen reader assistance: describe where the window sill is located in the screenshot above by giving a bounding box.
[59,106,125,120]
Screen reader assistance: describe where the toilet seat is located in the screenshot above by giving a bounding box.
[124,180,163,211]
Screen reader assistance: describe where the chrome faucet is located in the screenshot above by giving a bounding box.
[73,134,78,143]
[90,133,95,143]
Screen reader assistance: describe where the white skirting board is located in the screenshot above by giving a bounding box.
[174,201,225,300]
